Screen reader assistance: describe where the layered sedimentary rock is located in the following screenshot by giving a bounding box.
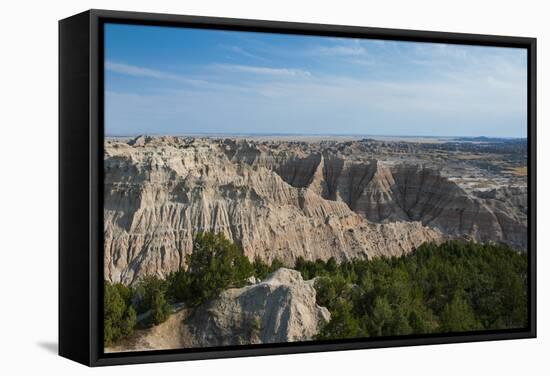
[235,143,527,251]
[105,268,330,352]
[104,136,526,285]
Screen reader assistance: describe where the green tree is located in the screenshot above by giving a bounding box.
[150,289,171,325]
[367,296,393,336]
[166,268,191,302]
[317,299,361,340]
[103,281,137,346]
[315,275,351,311]
[134,275,171,326]
[134,276,166,312]
[253,256,270,280]
[438,295,480,332]
[269,257,285,273]
[184,232,254,306]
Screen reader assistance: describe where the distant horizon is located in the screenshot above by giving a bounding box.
[105,131,526,140]
[105,23,527,138]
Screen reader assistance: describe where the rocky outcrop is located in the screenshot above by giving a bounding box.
[186,268,330,346]
[241,146,527,251]
[104,268,330,352]
[472,186,528,249]
[104,137,442,285]
[354,164,527,250]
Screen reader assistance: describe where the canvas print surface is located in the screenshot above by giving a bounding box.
[102,23,529,353]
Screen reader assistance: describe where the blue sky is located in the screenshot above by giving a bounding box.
[104,23,527,137]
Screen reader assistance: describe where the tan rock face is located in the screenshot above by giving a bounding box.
[104,136,525,285]
[243,146,527,250]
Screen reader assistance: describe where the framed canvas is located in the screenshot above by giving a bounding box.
[59,9,537,366]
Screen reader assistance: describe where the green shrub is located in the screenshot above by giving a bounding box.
[133,276,165,312]
[166,267,191,302]
[103,281,137,346]
[168,232,255,306]
[133,275,171,326]
[268,257,285,274]
[150,289,171,325]
[252,256,270,280]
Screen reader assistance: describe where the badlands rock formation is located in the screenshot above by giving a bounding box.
[105,268,330,352]
[104,136,526,285]
[187,268,330,347]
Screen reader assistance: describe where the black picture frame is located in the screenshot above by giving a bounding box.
[59,9,537,367]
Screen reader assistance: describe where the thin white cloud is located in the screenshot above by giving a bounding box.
[347,58,376,66]
[315,45,368,56]
[105,61,209,86]
[309,41,368,57]
[214,64,312,77]
[223,46,268,61]
[306,41,373,66]
[106,67,526,137]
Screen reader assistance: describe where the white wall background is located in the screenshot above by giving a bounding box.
[0,0,547,374]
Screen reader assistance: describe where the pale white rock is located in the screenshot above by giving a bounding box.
[104,137,442,285]
[104,136,526,285]
[186,268,331,346]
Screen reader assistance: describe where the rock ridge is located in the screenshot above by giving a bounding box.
[104,136,526,285]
